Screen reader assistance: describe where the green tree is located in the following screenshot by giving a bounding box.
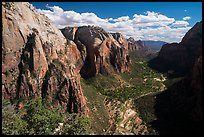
[2,98,90,135]
[60,113,90,135]
[2,100,28,135]
[24,98,63,135]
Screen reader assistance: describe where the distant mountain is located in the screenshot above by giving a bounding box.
[127,38,167,58]
[127,37,144,51]
[142,40,168,51]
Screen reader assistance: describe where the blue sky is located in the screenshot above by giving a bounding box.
[31,2,202,42]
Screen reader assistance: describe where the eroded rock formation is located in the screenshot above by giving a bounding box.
[2,2,89,115]
[60,26,130,78]
[127,37,144,51]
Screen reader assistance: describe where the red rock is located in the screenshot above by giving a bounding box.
[127,37,144,51]
[2,2,89,115]
[61,26,130,78]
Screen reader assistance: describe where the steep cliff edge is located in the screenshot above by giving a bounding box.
[151,21,202,122]
[149,21,202,76]
[146,21,202,135]
[2,2,89,115]
[61,26,130,78]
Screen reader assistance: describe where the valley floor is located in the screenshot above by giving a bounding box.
[81,51,185,135]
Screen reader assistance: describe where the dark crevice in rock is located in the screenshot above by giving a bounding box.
[67,79,78,113]
[18,29,26,43]
[41,60,81,113]
[16,32,36,104]
[27,33,36,72]
[80,55,96,79]
[41,69,50,101]
[74,35,86,62]
[2,40,6,64]
[57,78,69,106]
[110,46,120,72]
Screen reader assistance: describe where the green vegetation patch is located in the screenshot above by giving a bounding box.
[2,98,90,135]
[81,78,110,134]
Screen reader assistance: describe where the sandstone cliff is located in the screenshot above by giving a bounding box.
[127,37,158,58]
[158,21,202,121]
[127,37,144,51]
[149,21,202,76]
[2,2,89,115]
[60,26,130,78]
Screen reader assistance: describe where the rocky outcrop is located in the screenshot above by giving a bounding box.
[2,2,89,115]
[151,21,202,122]
[60,26,130,78]
[104,99,148,135]
[127,37,157,57]
[149,21,202,76]
[127,37,144,51]
[60,27,78,41]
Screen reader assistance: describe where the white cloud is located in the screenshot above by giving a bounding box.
[35,4,191,43]
[183,16,191,20]
[171,20,189,27]
[139,26,191,42]
[113,16,130,22]
[132,11,175,27]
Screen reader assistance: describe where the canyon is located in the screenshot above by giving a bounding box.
[2,2,202,135]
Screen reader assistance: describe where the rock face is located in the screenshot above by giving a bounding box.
[127,37,158,58]
[190,55,202,122]
[149,21,202,76]
[127,37,144,51]
[105,99,148,135]
[60,26,130,78]
[150,22,202,135]
[165,55,202,121]
[153,21,202,121]
[2,2,89,115]
[153,55,202,135]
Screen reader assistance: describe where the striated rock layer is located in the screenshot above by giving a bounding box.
[2,2,89,115]
[61,26,130,78]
